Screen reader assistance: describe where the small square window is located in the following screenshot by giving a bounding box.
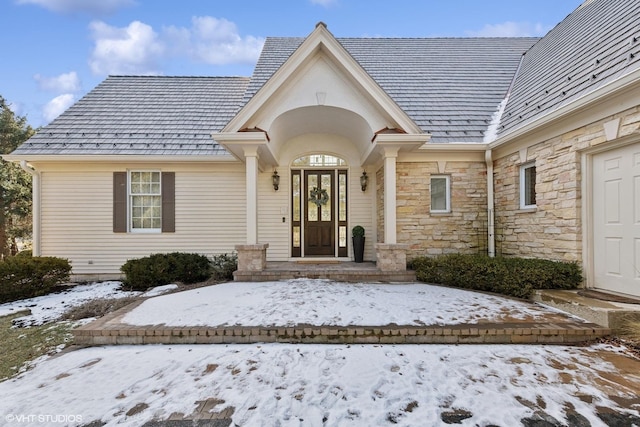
[520,162,536,209]
[430,175,450,213]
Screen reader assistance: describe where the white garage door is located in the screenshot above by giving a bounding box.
[593,142,640,297]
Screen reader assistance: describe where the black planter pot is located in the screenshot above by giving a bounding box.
[352,236,365,263]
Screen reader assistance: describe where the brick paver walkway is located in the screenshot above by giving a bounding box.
[74,299,610,346]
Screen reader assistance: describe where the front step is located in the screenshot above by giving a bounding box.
[233,270,416,282]
[533,289,640,331]
[233,260,417,282]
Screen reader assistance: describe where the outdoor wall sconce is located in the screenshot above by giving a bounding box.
[272,170,280,191]
[360,171,368,191]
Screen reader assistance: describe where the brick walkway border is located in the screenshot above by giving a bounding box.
[74,300,611,346]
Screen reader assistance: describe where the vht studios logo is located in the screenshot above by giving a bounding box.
[5,414,83,423]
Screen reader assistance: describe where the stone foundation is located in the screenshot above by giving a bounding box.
[235,244,269,274]
[376,243,409,272]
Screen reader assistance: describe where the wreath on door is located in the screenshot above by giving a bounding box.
[309,186,329,207]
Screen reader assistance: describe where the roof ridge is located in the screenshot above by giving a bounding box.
[265,36,539,41]
[106,75,251,79]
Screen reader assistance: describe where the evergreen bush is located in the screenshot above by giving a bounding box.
[210,252,238,281]
[409,254,582,299]
[0,256,72,303]
[120,252,212,291]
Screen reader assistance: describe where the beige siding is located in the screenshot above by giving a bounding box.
[39,163,245,277]
[349,168,376,261]
[258,169,290,260]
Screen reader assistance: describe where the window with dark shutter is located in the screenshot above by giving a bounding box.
[113,171,175,233]
[161,172,175,232]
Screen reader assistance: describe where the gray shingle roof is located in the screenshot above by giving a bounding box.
[245,37,538,143]
[13,0,638,156]
[13,76,250,156]
[499,0,640,137]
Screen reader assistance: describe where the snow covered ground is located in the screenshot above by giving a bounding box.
[122,279,570,327]
[1,343,639,426]
[0,282,139,327]
[1,279,639,426]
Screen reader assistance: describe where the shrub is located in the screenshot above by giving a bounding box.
[210,252,238,281]
[409,254,582,299]
[0,256,72,303]
[120,252,212,291]
[352,225,365,237]
[165,252,212,284]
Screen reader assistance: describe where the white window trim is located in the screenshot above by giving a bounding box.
[430,175,451,213]
[128,170,162,233]
[520,162,537,209]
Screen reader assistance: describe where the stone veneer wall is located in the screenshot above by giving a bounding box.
[396,161,488,260]
[493,105,640,262]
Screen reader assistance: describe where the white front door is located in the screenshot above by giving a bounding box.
[593,143,640,296]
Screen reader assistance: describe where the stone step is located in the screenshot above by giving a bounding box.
[233,270,417,282]
[533,289,640,331]
[233,261,417,282]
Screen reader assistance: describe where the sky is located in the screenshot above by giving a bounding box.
[1,0,584,128]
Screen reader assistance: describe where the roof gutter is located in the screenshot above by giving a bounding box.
[20,161,41,256]
[2,154,238,163]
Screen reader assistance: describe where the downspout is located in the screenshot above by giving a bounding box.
[20,161,40,256]
[482,53,526,258]
[485,150,495,257]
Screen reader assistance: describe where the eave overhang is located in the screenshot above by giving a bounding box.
[0,154,238,163]
[212,131,276,170]
[363,133,432,165]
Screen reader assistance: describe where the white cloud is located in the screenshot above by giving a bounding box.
[466,21,550,37]
[89,20,164,75]
[88,17,264,76]
[16,0,134,15]
[310,0,337,6]
[34,71,81,93]
[6,100,24,116]
[43,93,75,122]
[164,16,264,65]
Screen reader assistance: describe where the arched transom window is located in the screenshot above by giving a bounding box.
[292,154,347,167]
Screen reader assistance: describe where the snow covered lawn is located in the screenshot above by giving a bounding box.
[1,343,639,426]
[1,279,639,426]
[0,282,182,328]
[0,282,139,327]
[122,279,573,327]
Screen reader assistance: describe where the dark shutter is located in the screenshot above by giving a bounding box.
[162,172,175,232]
[113,172,127,233]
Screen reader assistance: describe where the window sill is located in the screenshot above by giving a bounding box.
[430,211,452,216]
[518,207,537,213]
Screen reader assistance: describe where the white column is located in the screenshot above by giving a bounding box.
[382,148,399,244]
[244,148,259,244]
